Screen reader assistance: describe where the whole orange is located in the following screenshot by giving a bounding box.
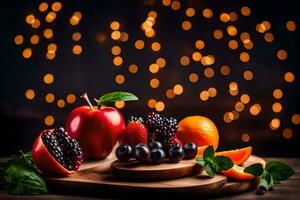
[177,116,219,150]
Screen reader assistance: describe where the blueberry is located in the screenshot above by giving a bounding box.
[256,186,266,195]
[135,144,150,163]
[150,149,165,164]
[116,144,133,162]
[183,142,198,159]
[148,141,163,150]
[168,146,185,163]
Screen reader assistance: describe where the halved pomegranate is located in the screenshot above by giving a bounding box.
[32,127,83,176]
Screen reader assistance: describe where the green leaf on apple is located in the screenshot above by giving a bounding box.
[96,91,138,106]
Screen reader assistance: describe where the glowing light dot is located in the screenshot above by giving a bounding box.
[220,13,230,22]
[284,72,295,83]
[156,57,166,68]
[39,2,48,12]
[200,91,209,101]
[43,73,54,84]
[111,31,121,40]
[25,14,35,24]
[43,29,53,39]
[72,32,81,41]
[115,101,125,109]
[22,48,32,59]
[195,40,205,49]
[232,111,240,120]
[202,8,213,18]
[272,102,282,113]
[45,93,55,103]
[149,63,159,73]
[162,0,171,6]
[151,42,161,52]
[128,64,138,73]
[120,32,129,42]
[46,51,56,60]
[223,112,234,123]
[135,40,145,50]
[220,65,230,76]
[57,99,65,108]
[273,89,283,99]
[192,52,202,61]
[229,82,238,90]
[240,52,250,62]
[286,21,296,31]
[155,101,165,112]
[186,8,195,17]
[229,12,238,22]
[243,70,253,80]
[72,45,82,55]
[240,94,250,104]
[227,25,238,36]
[180,56,190,66]
[14,35,24,45]
[270,118,280,130]
[283,128,293,139]
[277,50,287,60]
[235,101,245,112]
[30,35,40,45]
[111,46,121,56]
[240,32,250,42]
[150,78,160,88]
[182,21,192,30]
[204,68,214,78]
[115,74,125,84]
[262,21,271,30]
[189,73,199,83]
[264,32,274,42]
[201,55,215,66]
[171,1,181,10]
[113,56,123,66]
[46,11,56,23]
[250,104,261,116]
[148,11,157,18]
[229,89,239,96]
[44,115,54,126]
[213,29,223,39]
[208,87,217,97]
[25,89,35,100]
[145,29,156,38]
[66,94,76,104]
[148,99,157,108]
[166,89,176,99]
[241,6,251,16]
[242,133,250,142]
[292,114,300,125]
[47,43,57,52]
[31,19,40,29]
[228,40,238,50]
[51,2,62,12]
[173,84,183,95]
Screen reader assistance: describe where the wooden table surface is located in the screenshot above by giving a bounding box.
[0,157,299,200]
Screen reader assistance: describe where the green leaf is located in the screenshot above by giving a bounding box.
[204,163,216,178]
[259,171,273,190]
[196,157,205,166]
[214,156,233,170]
[266,161,294,181]
[3,165,48,195]
[244,163,264,176]
[203,146,214,162]
[97,91,138,106]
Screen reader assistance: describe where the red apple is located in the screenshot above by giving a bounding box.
[65,93,125,160]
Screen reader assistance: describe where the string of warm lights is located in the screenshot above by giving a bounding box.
[15,0,298,143]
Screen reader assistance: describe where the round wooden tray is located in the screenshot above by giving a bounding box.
[45,154,265,197]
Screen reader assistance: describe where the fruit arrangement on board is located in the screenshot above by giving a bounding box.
[0,91,294,196]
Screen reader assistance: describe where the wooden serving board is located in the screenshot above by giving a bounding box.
[45,154,265,197]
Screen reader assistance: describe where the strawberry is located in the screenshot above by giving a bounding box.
[119,118,147,147]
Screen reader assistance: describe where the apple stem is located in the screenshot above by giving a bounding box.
[81,93,94,110]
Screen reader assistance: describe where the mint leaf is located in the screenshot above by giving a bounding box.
[97,91,138,106]
[203,146,214,162]
[3,165,48,195]
[196,157,205,166]
[266,161,294,181]
[259,171,273,190]
[214,156,233,170]
[204,163,215,178]
[244,163,264,176]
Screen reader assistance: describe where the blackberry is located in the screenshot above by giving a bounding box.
[41,127,83,171]
[129,116,144,123]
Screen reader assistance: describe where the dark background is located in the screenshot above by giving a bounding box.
[0,0,299,157]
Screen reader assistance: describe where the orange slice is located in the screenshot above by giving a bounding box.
[215,146,252,165]
[222,165,254,180]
